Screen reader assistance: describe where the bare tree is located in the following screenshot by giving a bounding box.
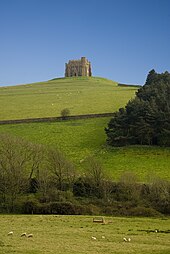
[47,148,76,191]
[0,134,44,212]
[36,167,52,202]
[118,171,140,203]
[85,156,105,187]
[84,156,107,198]
[28,143,44,180]
[0,134,30,211]
[148,177,170,213]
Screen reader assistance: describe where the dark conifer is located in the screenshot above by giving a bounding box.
[106,70,170,146]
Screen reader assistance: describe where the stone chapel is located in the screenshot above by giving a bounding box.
[65,57,92,77]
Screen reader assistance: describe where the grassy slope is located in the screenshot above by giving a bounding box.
[0,77,137,120]
[0,215,170,254]
[0,118,170,181]
[0,76,169,181]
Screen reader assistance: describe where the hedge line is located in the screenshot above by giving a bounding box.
[0,113,114,125]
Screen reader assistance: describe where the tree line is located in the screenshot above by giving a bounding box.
[106,70,170,146]
[0,133,169,216]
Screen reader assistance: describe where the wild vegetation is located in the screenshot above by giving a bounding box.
[106,70,170,146]
[0,133,169,216]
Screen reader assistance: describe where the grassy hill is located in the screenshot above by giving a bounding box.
[0,77,138,120]
[0,76,169,181]
[0,118,169,181]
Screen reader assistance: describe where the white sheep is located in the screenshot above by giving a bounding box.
[27,234,33,238]
[123,237,131,242]
[21,233,27,237]
[7,231,13,236]
[91,236,96,240]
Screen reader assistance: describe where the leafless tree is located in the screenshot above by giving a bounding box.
[85,156,106,187]
[0,134,44,211]
[47,148,76,191]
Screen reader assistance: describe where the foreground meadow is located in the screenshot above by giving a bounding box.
[0,118,170,180]
[0,215,170,254]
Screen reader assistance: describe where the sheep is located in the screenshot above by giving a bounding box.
[91,236,96,240]
[7,231,13,236]
[123,237,131,242]
[27,234,33,238]
[102,236,105,239]
[20,233,27,237]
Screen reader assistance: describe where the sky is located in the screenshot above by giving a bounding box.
[0,0,170,86]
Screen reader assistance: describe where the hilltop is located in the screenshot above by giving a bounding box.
[0,77,138,120]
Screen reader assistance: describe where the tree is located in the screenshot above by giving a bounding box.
[84,156,107,198]
[61,108,70,119]
[0,134,30,211]
[117,172,140,204]
[47,148,76,191]
[147,177,170,214]
[0,134,45,212]
[36,167,52,202]
[106,70,170,146]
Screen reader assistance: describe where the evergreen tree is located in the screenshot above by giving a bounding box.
[106,70,170,146]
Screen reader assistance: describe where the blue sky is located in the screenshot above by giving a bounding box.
[0,0,170,86]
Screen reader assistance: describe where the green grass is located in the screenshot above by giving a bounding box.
[0,77,137,120]
[0,215,170,254]
[0,76,169,181]
[0,117,170,181]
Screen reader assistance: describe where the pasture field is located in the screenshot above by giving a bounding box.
[0,117,170,180]
[0,215,170,254]
[0,77,137,120]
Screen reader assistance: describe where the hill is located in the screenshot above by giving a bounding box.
[0,118,169,180]
[0,77,138,120]
[0,76,169,181]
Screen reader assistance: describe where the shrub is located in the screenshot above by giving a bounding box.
[128,206,161,217]
[50,202,76,214]
[61,108,70,119]
[22,196,41,214]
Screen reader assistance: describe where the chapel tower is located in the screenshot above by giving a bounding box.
[65,57,92,77]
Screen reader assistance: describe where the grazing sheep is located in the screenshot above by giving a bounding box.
[91,236,96,240]
[102,236,105,239]
[7,231,13,236]
[27,234,33,238]
[123,237,128,242]
[21,233,27,237]
[123,237,131,242]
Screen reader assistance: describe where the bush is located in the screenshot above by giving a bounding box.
[61,108,70,119]
[50,202,76,215]
[128,206,161,217]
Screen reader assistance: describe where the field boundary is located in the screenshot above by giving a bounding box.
[0,113,114,125]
